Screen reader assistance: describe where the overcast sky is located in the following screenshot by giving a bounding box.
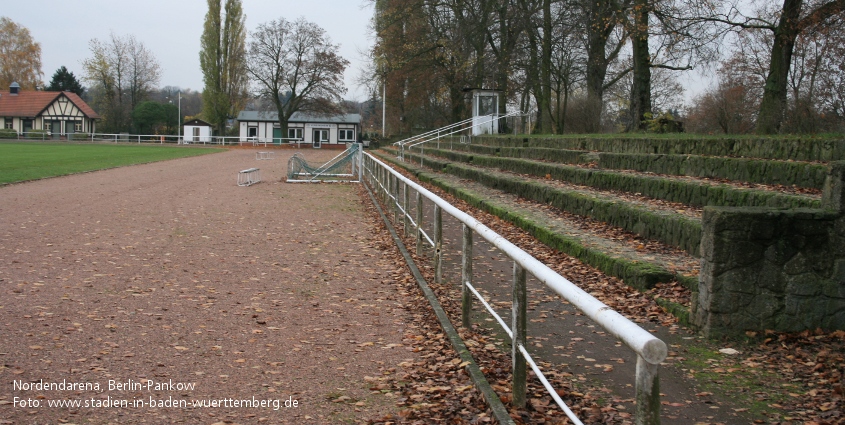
[4,0,375,101]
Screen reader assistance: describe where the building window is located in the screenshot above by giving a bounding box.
[288,128,303,140]
[338,129,355,141]
[4,118,12,130]
[247,127,257,138]
[74,122,83,132]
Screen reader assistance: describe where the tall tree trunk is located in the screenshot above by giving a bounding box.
[756,0,802,134]
[538,0,553,133]
[584,0,614,133]
[450,85,464,124]
[628,0,652,131]
[526,27,543,134]
[494,0,513,134]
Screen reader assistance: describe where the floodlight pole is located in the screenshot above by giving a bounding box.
[382,81,386,138]
[178,91,182,143]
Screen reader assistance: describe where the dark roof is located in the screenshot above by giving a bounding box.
[184,119,213,127]
[237,111,361,124]
[0,90,99,119]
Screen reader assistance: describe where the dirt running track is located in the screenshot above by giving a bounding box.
[0,149,417,424]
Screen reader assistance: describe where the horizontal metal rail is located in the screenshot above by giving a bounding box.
[393,117,475,147]
[518,344,584,425]
[405,110,524,150]
[399,111,526,162]
[470,276,583,424]
[368,173,435,247]
[466,282,512,339]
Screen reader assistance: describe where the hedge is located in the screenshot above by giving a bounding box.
[471,136,845,162]
[422,147,820,209]
[373,150,689,290]
[395,149,703,255]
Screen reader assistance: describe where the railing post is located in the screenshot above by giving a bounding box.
[635,356,661,425]
[416,192,424,256]
[403,183,410,237]
[386,172,392,216]
[433,204,442,284]
[392,174,399,223]
[512,261,527,408]
[381,167,387,203]
[461,224,473,328]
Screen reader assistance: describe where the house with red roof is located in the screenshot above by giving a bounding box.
[0,82,100,138]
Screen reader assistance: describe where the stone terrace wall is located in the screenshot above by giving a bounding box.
[692,162,845,336]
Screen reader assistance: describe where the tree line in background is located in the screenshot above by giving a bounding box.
[367,0,845,135]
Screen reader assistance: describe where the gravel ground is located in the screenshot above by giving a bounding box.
[0,148,419,424]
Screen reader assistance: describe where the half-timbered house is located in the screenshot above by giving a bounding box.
[0,82,100,138]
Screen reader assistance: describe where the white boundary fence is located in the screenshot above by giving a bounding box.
[363,152,667,425]
[0,132,309,147]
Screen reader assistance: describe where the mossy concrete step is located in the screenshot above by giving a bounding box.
[464,135,845,162]
[450,143,828,189]
[372,149,700,291]
[413,146,820,209]
[388,147,703,255]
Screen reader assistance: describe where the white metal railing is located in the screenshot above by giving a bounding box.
[0,131,312,147]
[363,152,666,425]
[393,117,475,149]
[395,111,525,163]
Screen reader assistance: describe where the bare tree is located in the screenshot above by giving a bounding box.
[82,32,161,133]
[247,17,349,138]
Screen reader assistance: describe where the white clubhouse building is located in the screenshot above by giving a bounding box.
[237,111,360,148]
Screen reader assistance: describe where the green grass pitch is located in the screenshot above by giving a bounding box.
[0,142,225,185]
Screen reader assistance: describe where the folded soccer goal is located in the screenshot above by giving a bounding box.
[286,143,361,183]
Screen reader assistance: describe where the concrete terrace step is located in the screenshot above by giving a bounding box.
[466,135,845,162]
[372,149,699,292]
[409,146,821,209]
[450,143,829,190]
[386,146,703,256]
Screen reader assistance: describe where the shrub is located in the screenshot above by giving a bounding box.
[24,130,49,140]
[642,112,684,133]
[0,129,18,139]
[71,133,91,141]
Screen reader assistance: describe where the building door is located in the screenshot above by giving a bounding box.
[66,121,76,136]
[51,121,62,139]
[312,129,328,148]
[273,128,282,144]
